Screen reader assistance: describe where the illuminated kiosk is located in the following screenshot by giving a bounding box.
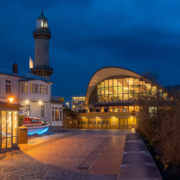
[69,67,170,129]
[0,102,20,153]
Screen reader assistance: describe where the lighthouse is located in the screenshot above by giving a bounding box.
[31,11,53,79]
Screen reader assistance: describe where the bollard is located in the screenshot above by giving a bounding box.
[132,128,136,133]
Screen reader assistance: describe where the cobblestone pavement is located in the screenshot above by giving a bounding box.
[0,129,130,180]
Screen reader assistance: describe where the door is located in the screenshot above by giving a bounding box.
[102,119,107,129]
[110,118,118,129]
[88,119,94,129]
[119,118,124,129]
[1,111,12,149]
[124,118,128,129]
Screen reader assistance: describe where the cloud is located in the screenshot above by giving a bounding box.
[0,0,180,102]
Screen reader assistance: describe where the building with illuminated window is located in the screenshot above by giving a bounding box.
[67,67,170,129]
[71,97,85,111]
[0,64,63,129]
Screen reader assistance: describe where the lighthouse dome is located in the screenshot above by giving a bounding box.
[37,13,47,20]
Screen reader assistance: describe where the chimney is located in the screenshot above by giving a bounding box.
[13,63,18,74]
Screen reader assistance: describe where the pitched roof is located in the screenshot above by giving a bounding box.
[0,68,51,82]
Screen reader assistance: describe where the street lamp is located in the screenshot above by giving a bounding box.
[66,102,69,108]
[8,94,14,104]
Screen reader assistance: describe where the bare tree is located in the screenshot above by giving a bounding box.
[142,70,160,85]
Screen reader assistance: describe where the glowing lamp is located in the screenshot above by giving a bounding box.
[8,94,14,103]
[26,100,29,104]
[39,101,42,105]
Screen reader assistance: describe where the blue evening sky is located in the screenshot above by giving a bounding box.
[0,0,180,104]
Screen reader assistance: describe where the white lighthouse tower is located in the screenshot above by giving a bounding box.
[31,11,53,79]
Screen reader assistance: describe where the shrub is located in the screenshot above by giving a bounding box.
[137,97,180,174]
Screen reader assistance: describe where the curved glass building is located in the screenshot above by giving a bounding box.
[69,67,170,129]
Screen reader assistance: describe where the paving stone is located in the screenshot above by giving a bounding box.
[0,130,131,180]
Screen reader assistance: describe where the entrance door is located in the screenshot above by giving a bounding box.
[123,118,128,129]
[1,111,12,149]
[94,119,98,129]
[110,118,118,129]
[102,119,107,129]
[119,118,124,129]
[89,119,94,129]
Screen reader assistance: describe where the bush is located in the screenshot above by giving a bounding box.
[137,97,180,176]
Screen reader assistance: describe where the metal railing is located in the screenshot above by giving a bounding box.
[31,65,53,71]
[33,29,51,35]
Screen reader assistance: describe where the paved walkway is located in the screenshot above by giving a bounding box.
[0,129,130,180]
[90,135,126,175]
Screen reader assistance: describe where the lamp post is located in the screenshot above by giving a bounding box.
[66,102,69,108]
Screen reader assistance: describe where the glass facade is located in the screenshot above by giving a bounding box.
[73,70,171,130]
[0,111,18,151]
[89,76,168,104]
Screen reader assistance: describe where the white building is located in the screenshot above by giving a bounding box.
[0,12,63,131]
[0,64,63,131]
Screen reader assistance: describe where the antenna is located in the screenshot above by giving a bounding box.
[42,9,44,15]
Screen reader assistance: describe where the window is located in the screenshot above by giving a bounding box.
[29,83,33,93]
[94,76,171,104]
[55,107,59,121]
[123,106,128,112]
[6,80,11,93]
[25,83,28,93]
[34,84,38,93]
[40,85,43,94]
[26,105,30,116]
[44,85,47,94]
[41,106,44,117]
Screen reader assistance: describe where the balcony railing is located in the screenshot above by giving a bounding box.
[33,29,51,35]
[31,66,53,71]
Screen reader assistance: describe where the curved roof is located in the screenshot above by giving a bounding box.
[37,13,47,20]
[85,66,151,104]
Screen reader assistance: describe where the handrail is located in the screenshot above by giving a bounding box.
[33,29,51,35]
[31,66,53,71]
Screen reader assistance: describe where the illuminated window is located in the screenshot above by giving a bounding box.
[94,76,170,104]
[105,80,108,87]
[6,80,11,93]
[163,93,168,100]
[123,78,128,86]
[123,106,128,112]
[29,83,33,93]
[25,83,28,93]
[129,78,134,85]
[55,108,59,121]
[40,85,43,94]
[118,79,122,86]
[44,85,47,94]
[129,106,134,112]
